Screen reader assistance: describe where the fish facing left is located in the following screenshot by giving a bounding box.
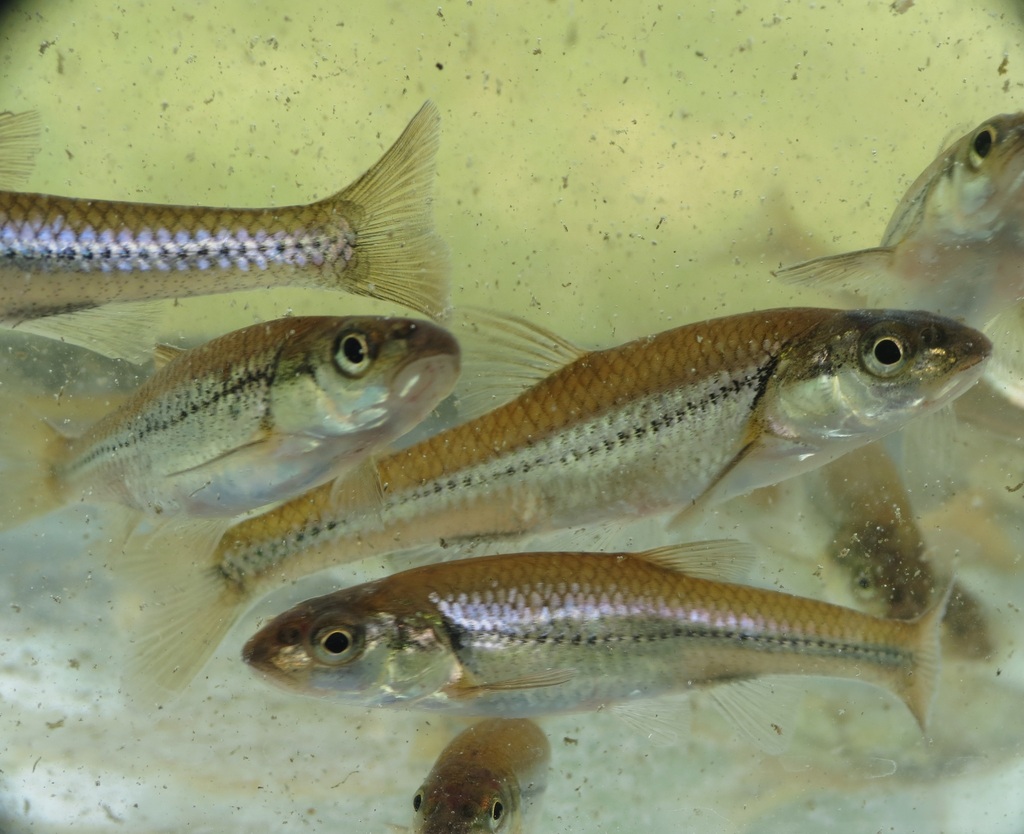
[0,314,460,529]
[0,102,449,360]
[411,718,550,834]
[243,543,948,734]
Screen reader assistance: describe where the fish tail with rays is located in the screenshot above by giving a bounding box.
[115,457,389,702]
[0,110,41,188]
[0,102,450,360]
[0,394,70,528]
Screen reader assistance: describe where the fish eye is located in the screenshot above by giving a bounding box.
[860,333,908,378]
[490,799,505,828]
[333,331,374,377]
[969,126,995,168]
[852,570,874,598]
[312,625,361,664]
[412,791,423,813]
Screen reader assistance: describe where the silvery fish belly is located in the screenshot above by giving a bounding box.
[0,102,449,359]
[243,544,947,733]
[777,114,1024,402]
[128,306,987,699]
[411,718,550,834]
[0,315,460,525]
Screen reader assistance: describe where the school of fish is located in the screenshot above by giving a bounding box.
[0,100,1016,832]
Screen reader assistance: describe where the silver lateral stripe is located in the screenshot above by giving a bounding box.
[0,221,353,272]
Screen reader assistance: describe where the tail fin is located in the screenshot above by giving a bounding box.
[0,393,68,530]
[330,101,450,320]
[113,517,243,702]
[897,579,953,732]
[0,109,41,187]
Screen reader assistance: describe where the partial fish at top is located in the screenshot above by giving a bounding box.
[121,306,989,699]
[0,102,449,359]
[776,113,1024,404]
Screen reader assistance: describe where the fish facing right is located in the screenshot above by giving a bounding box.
[776,114,1024,402]
[125,306,990,700]
[0,315,460,530]
[411,718,550,834]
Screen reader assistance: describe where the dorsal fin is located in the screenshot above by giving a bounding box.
[452,307,585,420]
[635,540,755,583]
[327,456,386,515]
[153,343,186,370]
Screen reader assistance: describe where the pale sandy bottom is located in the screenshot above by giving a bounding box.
[1,0,1024,832]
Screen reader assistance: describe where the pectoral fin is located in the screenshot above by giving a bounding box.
[448,668,575,699]
[774,247,897,299]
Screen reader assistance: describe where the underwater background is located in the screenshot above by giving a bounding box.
[1,1,1023,831]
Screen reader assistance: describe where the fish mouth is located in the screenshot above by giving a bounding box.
[922,340,991,405]
[393,352,461,405]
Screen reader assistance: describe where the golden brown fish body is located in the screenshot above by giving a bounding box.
[0,315,460,526]
[243,545,946,731]
[0,102,448,326]
[132,306,987,698]
[219,306,988,588]
[412,719,550,834]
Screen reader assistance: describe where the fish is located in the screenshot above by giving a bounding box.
[775,113,1024,404]
[242,542,949,735]
[811,444,993,658]
[411,718,550,834]
[0,315,460,531]
[0,102,449,360]
[128,307,988,698]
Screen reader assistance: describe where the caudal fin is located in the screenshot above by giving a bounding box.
[0,109,41,187]
[0,394,67,530]
[331,101,450,320]
[113,517,243,702]
[897,579,953,732]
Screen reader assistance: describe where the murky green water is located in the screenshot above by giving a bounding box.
[1,1,1023,831]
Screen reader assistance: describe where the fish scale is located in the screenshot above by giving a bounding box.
[0,101,449,328]
[126,305,988,698]
[243,546,947,732]
[216,307,984,588]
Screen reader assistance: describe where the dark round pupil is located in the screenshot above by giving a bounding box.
[413,793,422,812]
[974,128,993,159]
[322,630,350,654]
[873,338,902,366]
[342,335,366,365]
[492,800,504,821]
